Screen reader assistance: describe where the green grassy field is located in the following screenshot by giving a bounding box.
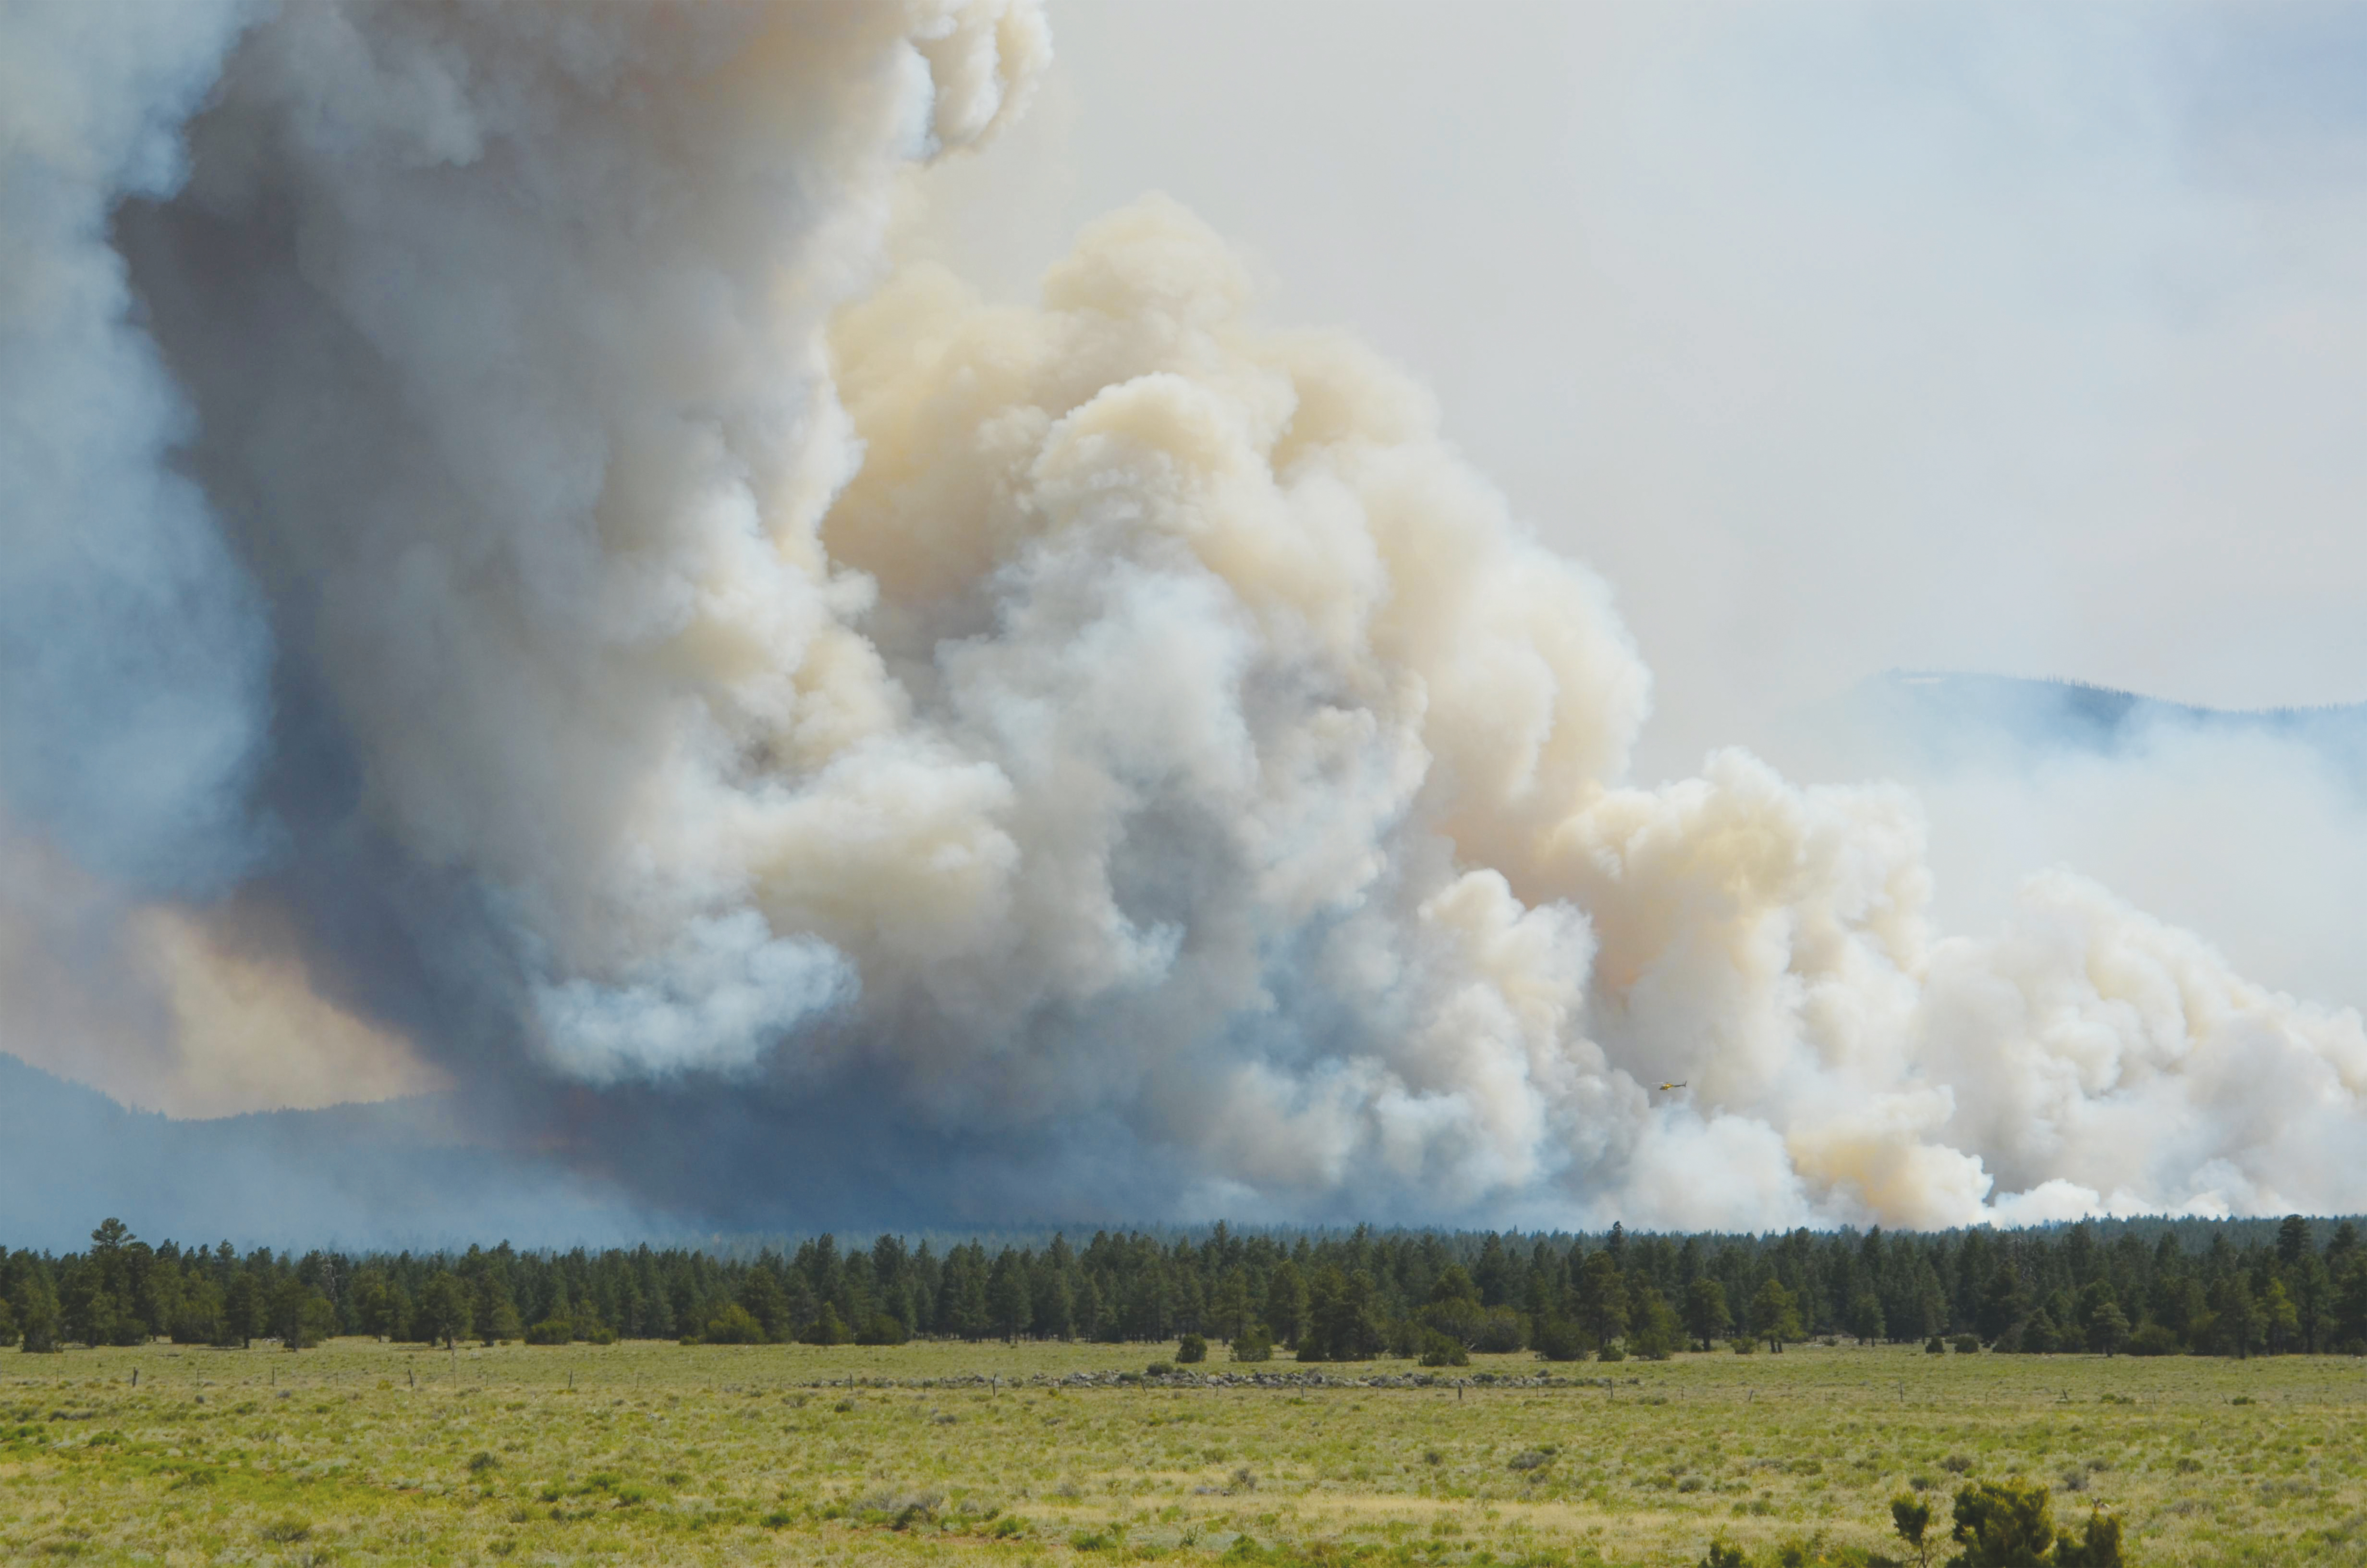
[2,1338,2360,1566]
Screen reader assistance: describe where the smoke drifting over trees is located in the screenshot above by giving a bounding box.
[2,1,2365,1234]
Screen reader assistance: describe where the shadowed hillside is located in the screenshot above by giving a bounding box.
[0,1054,647,1251]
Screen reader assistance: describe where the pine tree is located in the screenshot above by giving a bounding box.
[806,1301,852,1345]
[1264,1259,1308,1349]
[2086,1298,2130,1356]
[1303,1266,1382,1361]
[15,1271,60,1354]
[961,1256,993,1340]
[1684,1278,1732,1352]
[2260,1277,2300,1355]
[1030,1256,1075,1340]
[479,1283,524,1345]
[738,1268,790,1340]
[222,1273,263,1349]
[414,1272,472,1349]
[1575,1251,1629,1349]
[1847,1288,1886,1345]
[1627,1282,1680,1359]
[1750,1277,1803,1353]
[987,1250,1032,1342]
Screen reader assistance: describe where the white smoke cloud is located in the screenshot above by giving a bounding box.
[4,0,2365,1231]
[531,910,852,1083]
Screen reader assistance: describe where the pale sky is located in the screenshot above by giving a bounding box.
[923,0,2367,780]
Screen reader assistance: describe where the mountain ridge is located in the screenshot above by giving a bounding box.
[0,1051,647,1251]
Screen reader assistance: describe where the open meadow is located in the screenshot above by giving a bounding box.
[3,1339,2362,1567]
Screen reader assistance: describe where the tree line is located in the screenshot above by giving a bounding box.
[1,1212,2361,1361]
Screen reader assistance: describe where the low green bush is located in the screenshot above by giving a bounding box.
[1531,1318,1589,1362]
[702,1304,765,1345]
[1946,1479,2126,1568]
[855,1313,909,1346]
[1418,1330,1469,1368]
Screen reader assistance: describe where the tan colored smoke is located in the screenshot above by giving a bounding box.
[6,0,2362,1228]
[787,196,2367,1226]
[0,815,442,1117]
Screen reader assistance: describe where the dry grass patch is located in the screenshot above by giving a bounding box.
[0,1339,2361,1564]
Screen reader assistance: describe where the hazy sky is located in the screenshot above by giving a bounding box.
[923,0,2367,779]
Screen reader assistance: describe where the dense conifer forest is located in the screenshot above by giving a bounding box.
[3,1214,2360,1364]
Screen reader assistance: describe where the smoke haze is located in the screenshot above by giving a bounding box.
[3,0,2364,1241]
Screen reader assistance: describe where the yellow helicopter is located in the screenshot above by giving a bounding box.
[1656,1080,1688,1092]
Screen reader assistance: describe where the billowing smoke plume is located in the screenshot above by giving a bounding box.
[4,0,2364,1234]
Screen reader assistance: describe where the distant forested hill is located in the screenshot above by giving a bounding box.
[0,1053,645,1251]
[1820,670,2367,772]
